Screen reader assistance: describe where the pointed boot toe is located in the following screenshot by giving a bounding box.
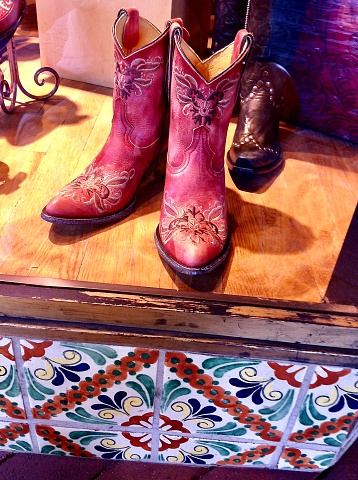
[41,196,76,224]
[41,186,136,225]
[155,225,231,276]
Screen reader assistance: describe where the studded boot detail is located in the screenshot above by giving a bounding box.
[227,60,289,192]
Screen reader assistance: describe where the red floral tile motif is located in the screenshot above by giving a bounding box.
[280,447,335,470]
[290,367,358,445]
[0,337,26,419]
[0,397,25,419]
[290,412,358,443]
[37,426,152,460]
[282,447,319,469]
[268,364,351,390]
[20,340,53,361]
[267,363,307,388]
[0,422,32,453]
[0,338,52,362]
[309,367,351,389]
[123,412,190,451]
[0,422,29,446]
[0,338,14,361]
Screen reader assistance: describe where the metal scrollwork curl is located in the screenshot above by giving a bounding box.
[18,65,60,101]
[0,37,60,114]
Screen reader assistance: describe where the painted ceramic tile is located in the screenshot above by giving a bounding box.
[36,424,151,460]
[0,338,26,419]
[333,425,358,464]
[278,447,336,471]
[0,421,33,453]
[290,366,358,447]
[162,352,307,442]
[158,435,276,466]
[21,340,159,427]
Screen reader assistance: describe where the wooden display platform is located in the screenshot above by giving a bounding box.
[0,26,357,365]
[0,42,357,301]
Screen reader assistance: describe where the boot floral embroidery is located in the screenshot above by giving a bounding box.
[0,2,12,14]
[160,193,227,246]
[174,67,237,126]
[115,55,162,100]
[59,165,135,214]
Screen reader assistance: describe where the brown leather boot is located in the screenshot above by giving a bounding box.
[154,23,252,275]
[227,60,289,192]
[0,0,26,50]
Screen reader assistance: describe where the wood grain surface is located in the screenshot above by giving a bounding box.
[0,27,357,302]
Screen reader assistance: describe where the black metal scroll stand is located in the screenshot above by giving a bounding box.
[0,36,59,114]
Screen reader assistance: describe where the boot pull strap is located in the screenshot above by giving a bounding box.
[166,20,190,99]
[231,29,253,64]
[166,18,190,42]
[120,7,139,52]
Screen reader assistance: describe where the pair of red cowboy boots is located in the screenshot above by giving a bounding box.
[0,0,26,50]
[41,8,253,276]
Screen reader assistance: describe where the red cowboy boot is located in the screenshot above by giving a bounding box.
[0,0,26,50]
[154,23,252,275]
[42,8,171,225]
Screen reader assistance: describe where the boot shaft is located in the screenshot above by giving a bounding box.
[111,9,170,150]
[167,24,252,173]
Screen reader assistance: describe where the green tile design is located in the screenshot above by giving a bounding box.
[0,338,25,419]
[279,447,336,470]
[158,436,276,466]
[291,366,358,446]
[36,424,150,460]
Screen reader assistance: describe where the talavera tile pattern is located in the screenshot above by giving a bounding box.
[22,341,159,428]
[36,424,151,460]
[161,352,307,442]
[158,436,276,466]
[0,421,33,453]
[0,337,354,471]
[278,447,336,470]
[290,366,358,447]
[0,337,26,420]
